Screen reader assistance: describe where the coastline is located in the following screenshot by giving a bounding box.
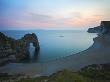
[0,34,110,77]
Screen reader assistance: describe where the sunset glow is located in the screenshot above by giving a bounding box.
[0,0,110,30]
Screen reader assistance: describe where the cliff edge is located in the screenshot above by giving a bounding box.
[87,21,110,34]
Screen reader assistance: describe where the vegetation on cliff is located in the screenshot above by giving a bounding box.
[0,63,110,82]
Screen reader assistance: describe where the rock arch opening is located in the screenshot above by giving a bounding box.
[16,33,40,61]
[29,43,35,59]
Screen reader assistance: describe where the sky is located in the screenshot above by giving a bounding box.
[0,0,110,30]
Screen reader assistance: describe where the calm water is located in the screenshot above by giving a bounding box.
[1,30,97,63]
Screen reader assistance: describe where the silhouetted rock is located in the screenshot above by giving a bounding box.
[87,21,110,34]
[0,32,40,65]
[100,21,110,34]
[87,26,102,33]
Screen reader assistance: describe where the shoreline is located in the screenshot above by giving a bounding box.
[0,35,110,77]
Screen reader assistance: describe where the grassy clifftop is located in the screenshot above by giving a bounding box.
[0,63,110,82]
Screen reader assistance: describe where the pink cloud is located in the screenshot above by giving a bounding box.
[0,13,58,28]
[0,17,20,27]
[17,20,57,27]
[0,12,109,29]
[62,14,106,28]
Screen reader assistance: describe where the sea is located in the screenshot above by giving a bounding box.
[1,30,97,63]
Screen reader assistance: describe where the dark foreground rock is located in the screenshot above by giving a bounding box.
[0,32,40,65]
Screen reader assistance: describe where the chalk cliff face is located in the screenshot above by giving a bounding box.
[0,32,40,64]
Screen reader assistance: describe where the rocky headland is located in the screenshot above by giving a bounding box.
[87,26,101,33]
[0,32,40,65]
[87,21,110,34]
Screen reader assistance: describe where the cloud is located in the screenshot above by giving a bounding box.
[59,13,106,28]
[1,11,110,29]
[28,13,52,21]
[0,12,59,28]
[71,12,83,18]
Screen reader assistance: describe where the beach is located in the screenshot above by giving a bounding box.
[0,34,110,77]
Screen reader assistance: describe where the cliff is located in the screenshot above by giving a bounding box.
[87,26,102,33]
[87,21,110,34]
[0,32,40,65]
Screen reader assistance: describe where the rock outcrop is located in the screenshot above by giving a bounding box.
[87,26,102,33]
[15,33,40,60]
[0,32,40,65]
[87,21,110,34]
